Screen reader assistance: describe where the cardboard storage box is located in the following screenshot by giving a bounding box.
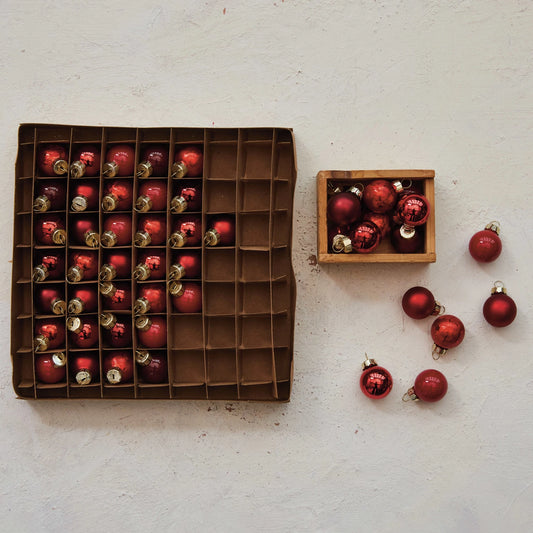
[11,124,296,401]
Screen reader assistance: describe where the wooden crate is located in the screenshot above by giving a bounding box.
[317,169,436,263]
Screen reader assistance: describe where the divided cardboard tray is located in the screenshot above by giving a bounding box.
[11,125,297,401]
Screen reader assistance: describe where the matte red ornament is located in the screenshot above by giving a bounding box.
[350,221,381,253]
[68,286,98,314]
[102,179,134,212]
[169,251,202,280]
[172,145,203,178]
[133,251,166,281]
[363,179,402,213]
[33,251,65,282]
[67,250,99,282]
[70,353,100,385]
[391,225,424,253]
[396,194,430,239]
[326,187,362,226]
[70,215,99,247]
[35,353,66,384]
[100,281,132,310]
[70,181,99,212]
[101,214,132,247]
[359,356,393,399]
[137,145,169,178]
[33,180,67,212]
[169,216,202,248]
[70,144,101,178]
[37,144,68,176]
[34,214,66,245]
[204,215,235,246]
[135,180,168,212]
[103,351,134,384]
[34,286,66,315]
[404,369,448,403]
[483,281,517,327]
[101,314,132,348]
[136,316,167,348]
[431,314,465,359]
[134,284,166,314]
[328,225,352,254]
[469,221,502,263]
[67,316,99,349]
[100,250,132,281]
[363,211,391,239]
[170,281,202,313]
[103,144,135,177]
[402,286,444,319]
[135,215,167,246]
[170,182,203,213]
[34,318,65,352]
[136,351,168,384]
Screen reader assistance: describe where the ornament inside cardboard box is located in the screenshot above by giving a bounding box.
[11,124,296,401]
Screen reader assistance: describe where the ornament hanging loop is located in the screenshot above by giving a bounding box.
[432,344,447,360]
[401,179,412,190]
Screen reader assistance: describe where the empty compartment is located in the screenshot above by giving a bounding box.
[12,247,32,283]
[240,250,270,281]
[208,384,238,400]
[207,349,237,385]
[36,125,71,143]
[274,142,295,180]
[272,248,291,280]
[15,214,32,247]
[13,283,32,318]
[276,129,292,143]
[243,129,274,142]
[140,128,171,142]
[208,129,238,142]
[206,180,236,213]
[16,144,35,177]
[205,248,235,281]
[137,386,171,399]
[104,127,137,143]
[240,181,271,212]
[36,385,68,399]
[207,143,237,180]
[272,212,291,247]
[15,179,34,213]
[18,125,35,144]
[69,385,102,399]
[72,126,103,143]
[174,128,204,144]
[169,350,205,385]
[13,318,33,354]
[239,383,275,401]
[103,386,135,399]
[276,380,291,401]
[243,143,272,180]
[272,280,290,314]
[239,348,274,384]
[240,282,271,315]
[273,315,291,347]
[207,317,236,349]
[172,384,207,399]
[240,316,272,348]
[205,282,235,315]
[274,347,292,382]
[169,315,203,349]
[274,180,291,211]
[13,352,35,396]
[240,213,270,248]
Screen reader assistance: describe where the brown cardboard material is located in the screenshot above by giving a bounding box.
[11,125,297,401]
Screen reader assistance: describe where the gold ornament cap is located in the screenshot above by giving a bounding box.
[33,195,51,212]
[51,298,67,315]
[168,263,185,281]
[100,312,117,329]
[52,352,67,367]
[71,195,88,212]
[67,297,84,315]
[402,387,419,402]
[168,231,186,248]
[171,161,187,179]
[33,334,49,352]
[133,297,150,315]
[103,161,119,178]
[361,355,378,371]
[135,349,152,366]
[53,159,68,175]
[99,281,117,298]
[134,195,153,213]
[84,230,99,248]
[491,280,507,295]
[392,180,404,193]
[136,161,153,178]
[66,316,83,334]
[133,263,151,281]
[134,231,151,247]
[99,264,117,281]
[67,265,84,283]
[327,182,342,196]
[33,265,49,282]
[399,224,416,239]
[135,315,152,331]
[485,221,501,235]
[170,196,187,214]
[332,234,352,254]
[204,229,220,247]
[70,160,86,179]
[52,229,67,245]
[106,368,122,384]
[101,230,118,247]
[76,370,92,385]
[102,194,118,212]
[346,185,363,199]
[168,281,184,297]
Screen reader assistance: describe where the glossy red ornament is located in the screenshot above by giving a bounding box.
[363,212,390,239]
[70,181,99,212]
[469,222,502,263]
[402,286,443,319]
[70,353,100,385]
[350,221,381,253]
[102,179,133,212]
[103,351,133,384]
[483,281,517,327]
[204,215,235,246]
[70,144,101,178]
[33,251,65,282]
[100,281,132,310]
[359,356,393,399]
[326,187,362,226]
[101,214,132,247]
[103,144,135,177]
[101,313,132,348]
[169,216,202,248]
[172,145,203,178]
[135,180,168,212]
[396,194,430,238]
[34,318,65,352]
[34,214,66,245]
[37,144,68,176]
[34,286,66,315]
[328,225,352,253]
[170,182,203,213]
[391,225,424,253]
[134,283,166,314]
[363,179,402,213]
[170,281,202,313]
[70,215,99,247]
[431,314,465,359]
[137,145,169,177]
[136,351,168,384]
[67,316,99,349]
[136,316,167,348]
[169,251,201,280]
[404,369,448,403]
[67,286,98,314]
[35,353,66,384]
[100,250,132,281]
[135,215,167,247]
[67,250,99,282]
[134,251,166,281]
[33,180,66,212]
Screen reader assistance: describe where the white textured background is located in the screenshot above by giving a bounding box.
[1,1,532,532]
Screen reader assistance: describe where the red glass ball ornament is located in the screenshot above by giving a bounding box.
[34,214,66,245]
[363,211,391,239]
[68,250,99,282]
[171,182,202,213]
[100,250,132,281]
[171,281,202,313]
[204,215,235,246]
[363,179,401,213]
[104,144,135,176]
[70,353,100,385]
[37,144,68,176]
[173,145,203,177]
[171,251,202,279]
[71,145,101,178]
[136,316,167,348]
[34,286,66,315]
[134,284,167,314]
[103,351,133,384]
[68,286,98,314]
[135,215,167,246]
[350,221,381,253]
[136,180,168,212]
[359,357,393,399]
[169,216,202,247]
[101,214,132,247]
[70,215,99,247]
[68,316,99,349]
[134,251,166,280]
[328,225,352,253]
[102,179,133,212]
[431,314,465,358]
[469,222,502,263]
[483,282,517,327]
[327,191,362,226]
[103,316,132,348]
[396,194,430,238]
[35,353,66,384]
[33,251,65,282]
[34,318,66,351]
[70,181,99,212]
[402,286,443,319]
[409,369,448,402]
[138,352,168,384]
[138,145,169,177]
[33,180,67,212]
[391,225,424,253]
